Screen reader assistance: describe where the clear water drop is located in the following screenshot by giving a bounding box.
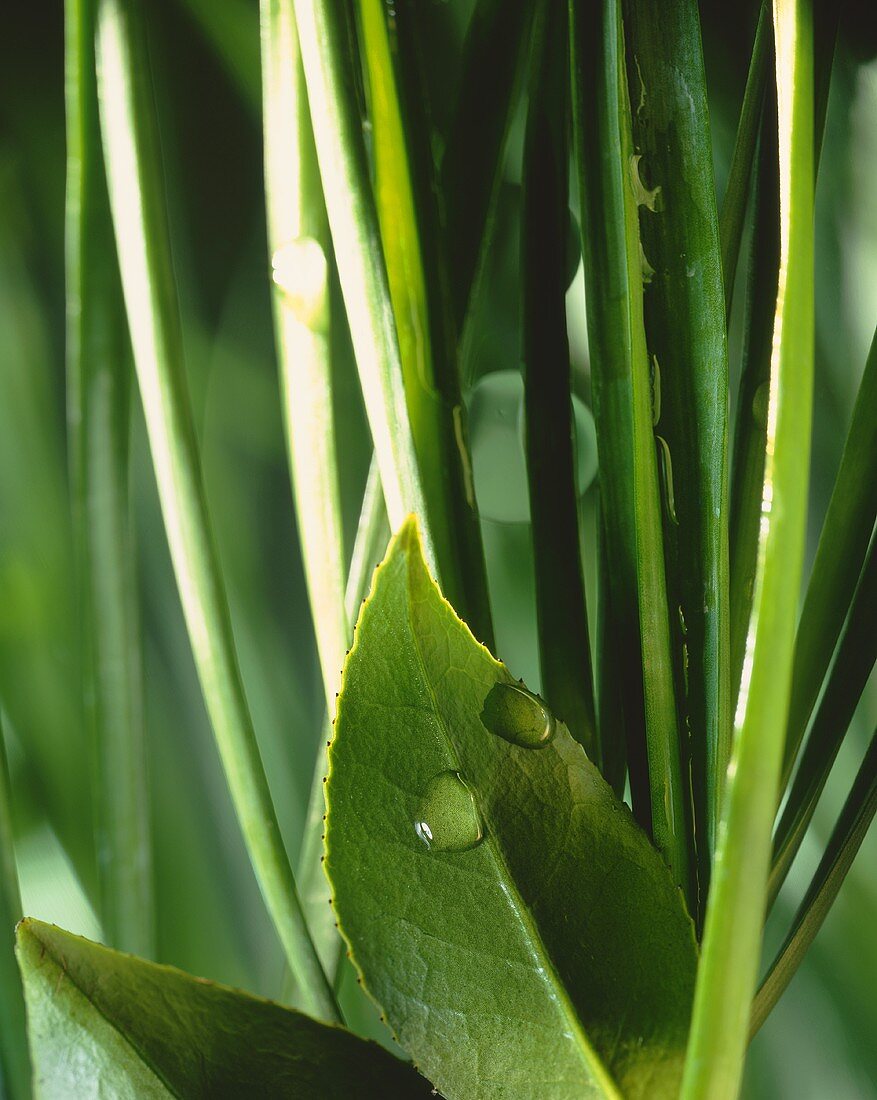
[414,772,484,852]
[271,237,328,329]
[481,682,556,749]
[656,435,679,525]
[650,354,662,426]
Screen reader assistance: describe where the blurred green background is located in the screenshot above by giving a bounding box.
[0,2,874,1097]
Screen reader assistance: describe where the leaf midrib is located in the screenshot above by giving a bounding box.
[404,559,623,1100]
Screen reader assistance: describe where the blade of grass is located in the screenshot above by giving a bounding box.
[728,5,838,708]
[680,3,815,1095]
[719,2,770,318]
[355,0,494,646]
[290,0,436,575]
[261,0,348,717]
[752,730,877,1037]
[65,0,154,959]
[571,0,646,819]
[0,719,31,1100]
[769,534,876,906]
[782,328,877,786]
[442,0,534,337]
[94,0,340,1024]
[521,2,596,758]
[571,0,689,894]
[622,0,731,899]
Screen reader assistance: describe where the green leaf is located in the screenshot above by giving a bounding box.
[681,2,815,1096]
[16,919,433,1099]
[0,722,30,1100]
[623,0,731,887]
[326,518,697,1100]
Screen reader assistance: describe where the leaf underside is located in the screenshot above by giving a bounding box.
[16,919,433,1099]
[325,518,698,1100]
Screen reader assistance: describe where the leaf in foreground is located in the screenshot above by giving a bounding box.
[325,518,698,1100]
[16,919,432,1099]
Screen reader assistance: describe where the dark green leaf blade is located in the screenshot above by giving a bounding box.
[16,919,433,1099]
[326,519,697,1100]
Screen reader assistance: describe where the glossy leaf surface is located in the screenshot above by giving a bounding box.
[326,519,697,1100]
[17,920,432,1099]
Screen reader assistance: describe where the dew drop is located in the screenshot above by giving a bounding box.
[414,772,484,852]
[650,354,662,426]
[655,435,679,525]
[271,237,329,329]
[480,682,556,749]
[752,380,770,430]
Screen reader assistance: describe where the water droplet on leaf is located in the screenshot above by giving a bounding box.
[481,682,556,748]
[271,237,329,329]
[414,772,484,852]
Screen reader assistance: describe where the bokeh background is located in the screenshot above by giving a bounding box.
[0,2,875,1096]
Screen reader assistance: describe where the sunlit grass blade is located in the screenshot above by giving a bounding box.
[65,0,153,959]
[752,730,877,1038]
[442,0,534,335]
[94,0,339,1023]
[728,9,838,706]
[261,0,348,716]
[520,4,595,758]
[572,0,689,894]
[175,0,261,112]
[719,2,770,317]
[622,0,730,896]
[297,458,388,984]
[769,534,876,906]
[782,328,877,786]
[681,2,815,1096]
[0,719,30,1100]
[290,0,436,576]
[355,0,493,647]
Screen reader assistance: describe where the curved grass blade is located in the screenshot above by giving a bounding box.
[752,730,877,1037]
[521,3,596,757]
[442,0,535,335]
[681,3,815,1096]
[622,0,730,890]
[783,328,877,786]
[290,0,436,576]
[261,0,348,716]
[355,0,494,647]
[572,0,689,890]
[65,0,153,959]
[769,534,876,906]
[326,518,698,1100]
[0,720,30,1100]
[719,2,770,317]
[94,0,339,1023]
[16,919,433,1098]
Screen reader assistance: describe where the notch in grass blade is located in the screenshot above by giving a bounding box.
[521,2,596,760]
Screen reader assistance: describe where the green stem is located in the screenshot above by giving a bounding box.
[769,535,877,906]
[95,0,340,1024]
[66,0,154,959]
[261,0,348,717]
[681,3,815,1096]
[0,720,30,1100]
[752,730,877,1037]
[291,0,436,572]
[522,2,596,758]
[356,0,494,647]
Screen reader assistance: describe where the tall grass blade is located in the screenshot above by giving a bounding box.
[783,328,877,785]
[572,0,689,894]
[261,0,348,716]
[681,3,815,1095]
[290,0,436,574]
[752,730,877,1037]
[0,719,30,1100]
[622,0,731,894]
[65,0,153,959]
[521,3,596,757]
[769,535,876,905]
[355,0,493,646]
[94,0,339,1023]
